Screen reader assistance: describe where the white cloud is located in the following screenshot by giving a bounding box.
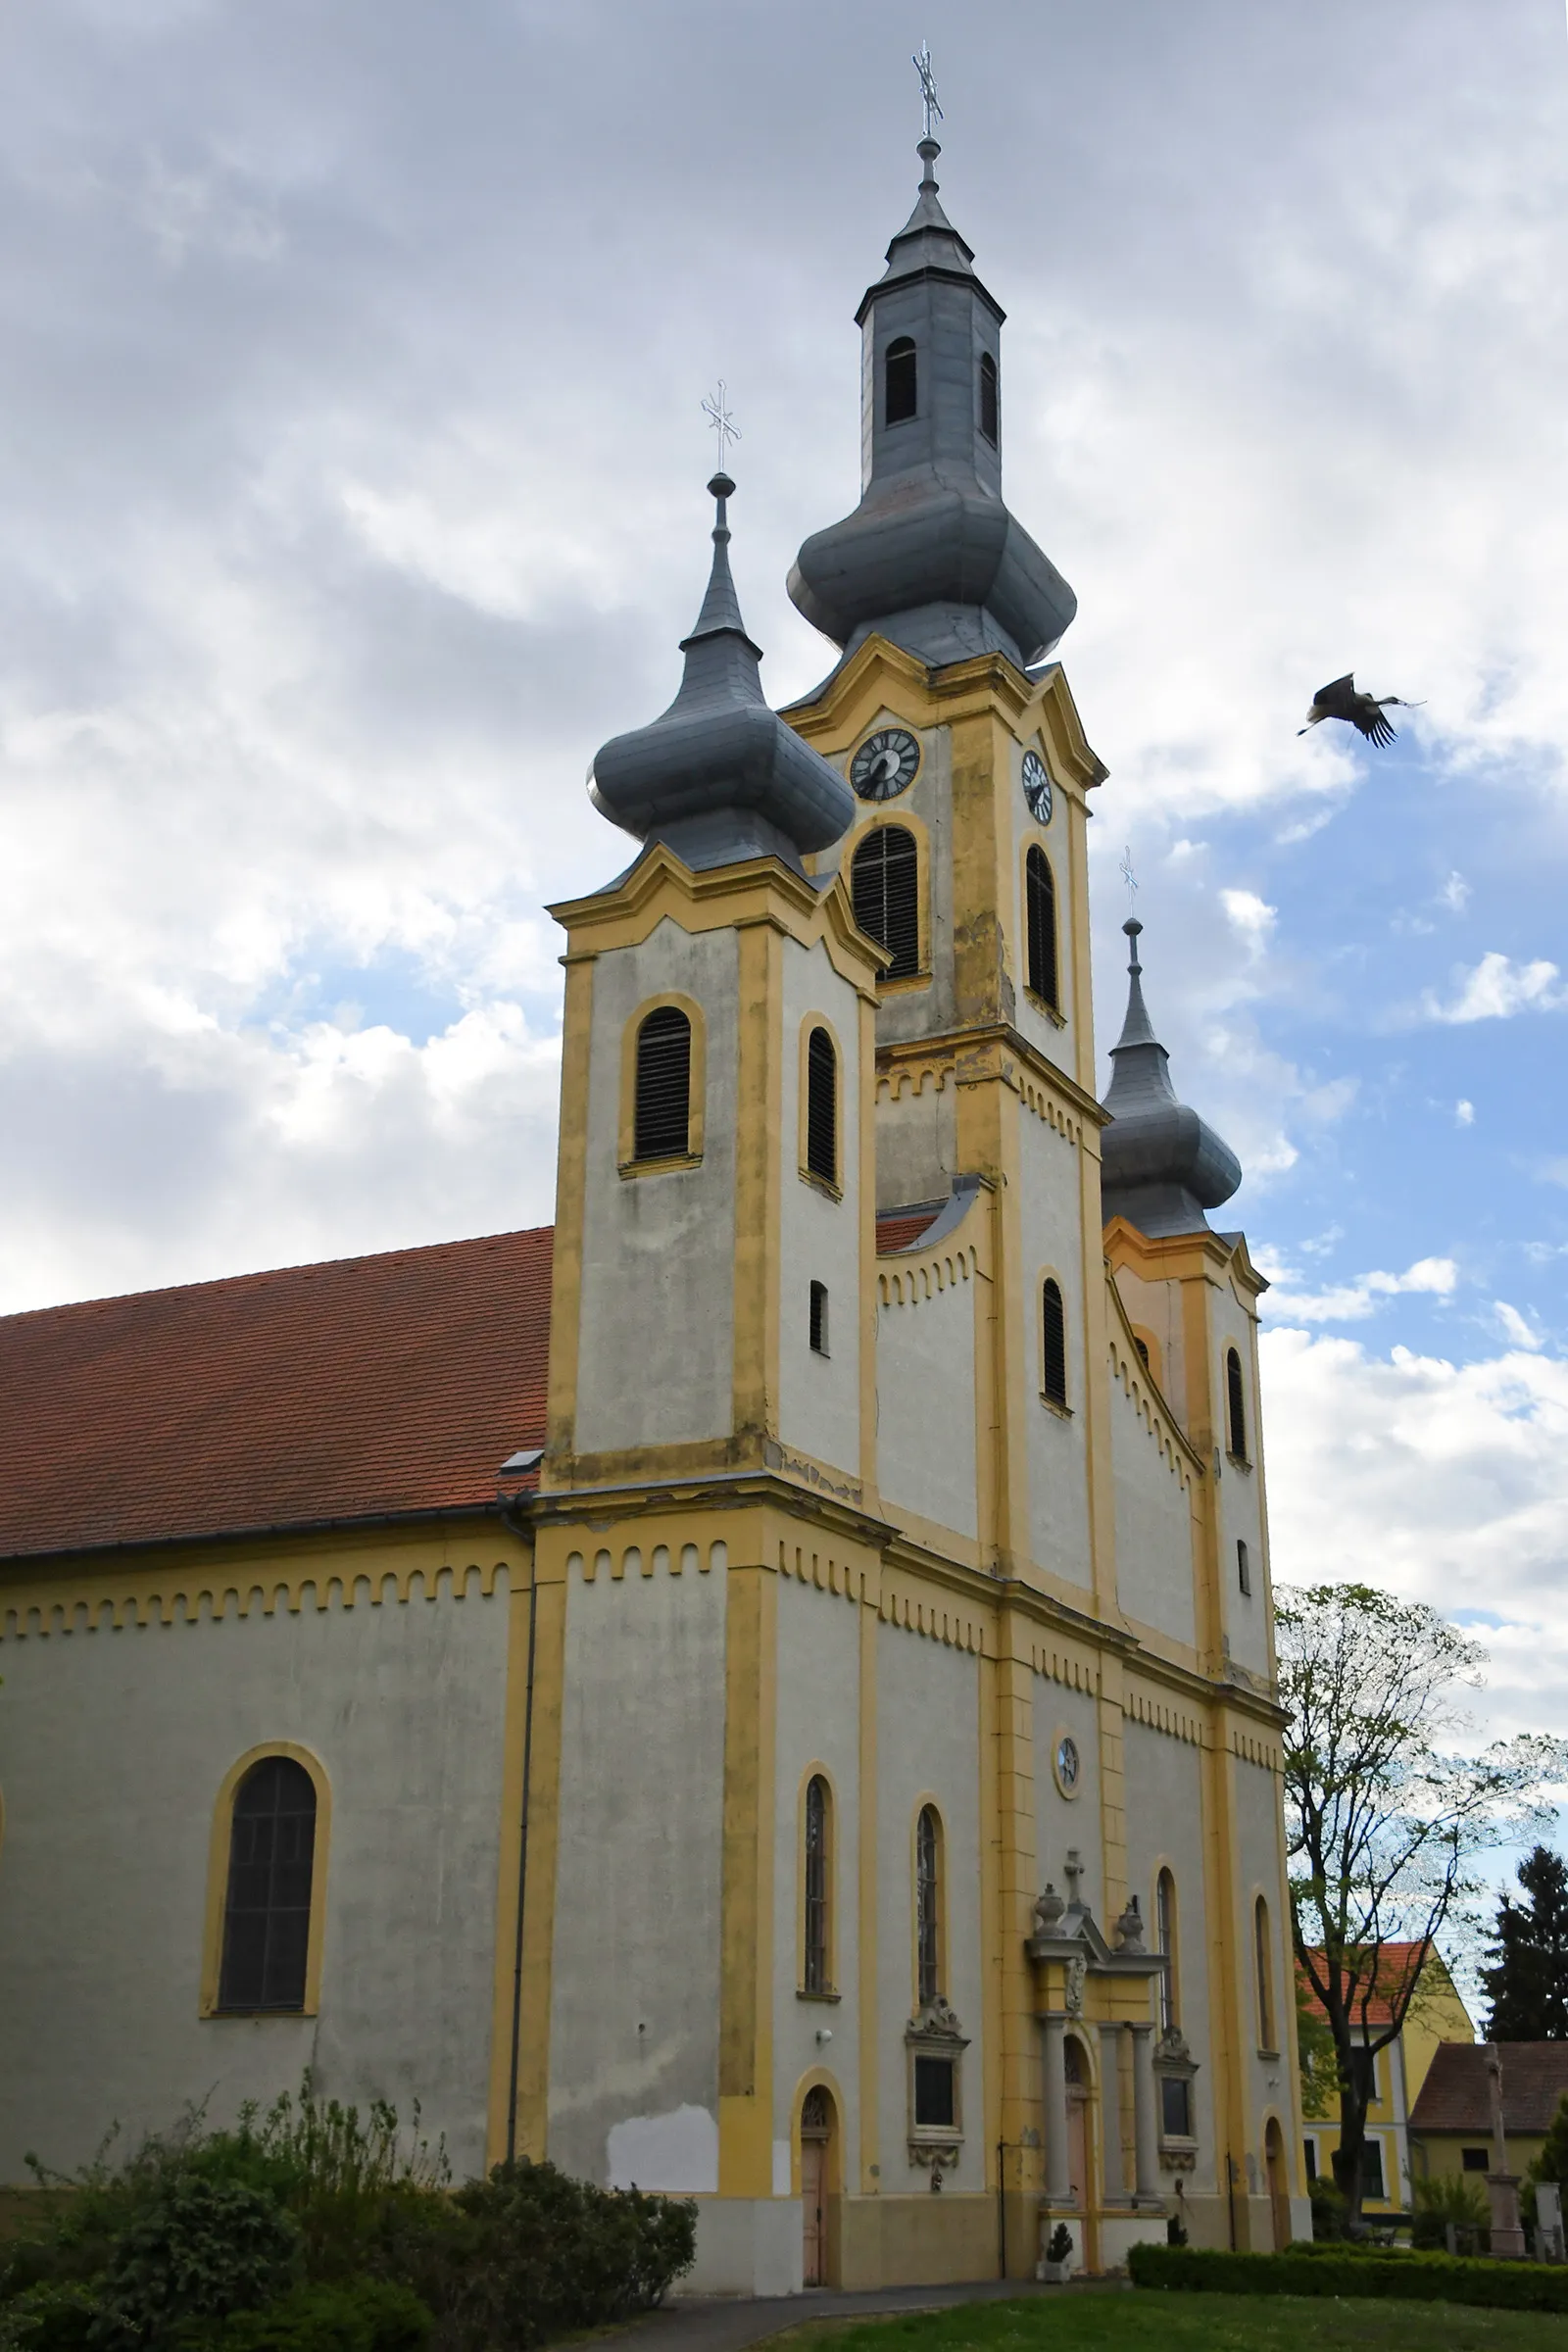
[1261,1254,1458,1324]
[1455,1099,1475,1126]
[1260,1328,1568,1744]
[1494,1301,1544,1353]
[1439,871,1471,913]
[1220,888,1277,948]
[1421,953,1564,1023]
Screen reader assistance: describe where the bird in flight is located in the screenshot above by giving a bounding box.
[1298,672,1423,748]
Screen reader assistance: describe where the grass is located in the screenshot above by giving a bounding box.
[758,2291,1568,2352]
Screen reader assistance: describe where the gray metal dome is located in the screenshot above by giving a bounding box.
[787,140,1077,675]
[590,476,855,874]
[1101,920,1242,1239]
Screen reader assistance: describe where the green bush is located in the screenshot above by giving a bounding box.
[1127,2239,1568,2311]
[1411,2171,1490,2253]
[0,2280,102,2352]
[198,2278,432,2352]
[1307,2177,1348,2240]
[92,2174,301,2345]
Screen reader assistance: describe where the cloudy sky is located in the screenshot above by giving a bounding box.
[3,2,1566,1782]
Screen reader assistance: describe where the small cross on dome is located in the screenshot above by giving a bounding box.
[702,380,740,472]
[912,41,943,140]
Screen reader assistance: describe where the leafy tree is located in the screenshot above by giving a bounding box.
[1277,1582,1567,2232]
[1295,1971,1337,2121]
[1530,2091,1568,2188]
[1482,1845,1568,2039]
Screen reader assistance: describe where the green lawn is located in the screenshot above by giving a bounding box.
[760,2292,1568,2352]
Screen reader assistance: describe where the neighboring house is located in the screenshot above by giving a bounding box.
[1298,1946,1474,2212]
[1410,2043,1568,2185]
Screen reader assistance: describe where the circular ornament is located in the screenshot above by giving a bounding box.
[851,726,920,803]
[1022,749,1054,825]
[1054,1734,1082,1798]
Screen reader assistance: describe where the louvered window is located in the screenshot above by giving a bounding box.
[633,1005,692,1162]
[979,351,999,443]
[1254,1896,1275,2049]
[804,1775,830,1993]
[851,827,919,981]
[1042,1278,1068,1406]
[916,1804,942,2005]
[1226,1347,1248,1461]
[885,336,916,424]
[806,1027,837,1184]
[219,1755,316,2013]
[1026,845,1058,1009]
[809,1281,829,1356]
[1156,1870,1178,2032]
[1237,1538,1251,1594]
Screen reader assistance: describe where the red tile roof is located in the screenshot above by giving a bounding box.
[875,1206,943,1254]
[1297,1943,1432,2028]
[1410,2041,1568,2136]
[0,1229,553,1562]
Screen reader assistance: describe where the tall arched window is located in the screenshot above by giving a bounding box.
[1226,1347,1248,1461]
[1254,1895,1275,2050]
[806,1026,837,1185]
[1042,1278,1068,1407]
[915,1805,942,2005]
[885,336,917,424]
[978,351,999,444]
[804,1775,831,1994]
[219,1755,318,2013]
[1025,845,1058,1009]
[850,827,920,981]
[633,1005,692,1162]
[1156,1869,1178,2033]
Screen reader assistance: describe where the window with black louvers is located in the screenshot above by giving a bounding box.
[851,827,920,981]
[1226,1347,1248,1460]
[633,1006,692,1161]
[979,351,999,444]
[885,336,917,425]
[806,1027,837,1183]
[1026,845,1058,1009]
[219,1755,317,2013]
[1042,1278,1068,1406]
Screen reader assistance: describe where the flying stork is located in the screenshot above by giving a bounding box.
[1298,673,1422,748]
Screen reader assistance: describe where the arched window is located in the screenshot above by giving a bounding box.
[1025,845,1058,1009]
[885,336,916,425]
[804,1775,831,1994]
[1237,1539,1252,1595]
[1156,1869,1178,2033]
[850,827,920,981]
[979,351,999,443]
[1042,1278,1068,1407]
[808,1280,829,1356]
[633,1005,692,1162]
[1254,1895,1275,2050]
[219,1755,317,2014]
[1226,1347,1248,1462]
[806,1026,837,1185]
[915,1805,942,2006]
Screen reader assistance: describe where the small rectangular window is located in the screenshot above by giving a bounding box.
[1360,2138,1386,2200]
[1303,2137,1318,2181]
[1160,2076,1191,2139]
[1237,1539,1251,1594]
[1462,2146,1490,2173]
[809,1281,829,1356]
[913,2055,955,2129]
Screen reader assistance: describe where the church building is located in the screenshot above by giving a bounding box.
[0,129,1308,2290]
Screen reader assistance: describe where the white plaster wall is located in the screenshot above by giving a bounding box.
[772,1574,862,2181]
[0,1576,508,2182]
[874,1260,978,1543]
[778,940,862,1479]
[1110,1264,1189,1429]
[1006,735,1077,1081]
[1032,1681,1102,1916]
[1109,1375,1198,1649]
[1122,1721,1218,2191]
[547,1559,727,2188]
[874,1076,957,1214]
[875,1627,985,2192]
[574,919,738,1456]
[1017,1114,1092,1592]
[1212,1286,1270,1678]
[1234,1755,1296,2131]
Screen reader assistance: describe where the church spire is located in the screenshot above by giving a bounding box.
[1100,919,1243,1240]
[786,133,1077,676]
[589,475,854,875]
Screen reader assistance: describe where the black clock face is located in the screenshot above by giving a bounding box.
[1022,750,1054,824]
[851,726,920,802]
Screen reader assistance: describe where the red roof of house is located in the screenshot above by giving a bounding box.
[1297,1943,1433,2029]
[875,1206,943,1254]
[0,1228,553,1562]
[1410,2041,1568,2137]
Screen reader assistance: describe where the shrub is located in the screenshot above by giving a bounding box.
[198,2278,433,2352]
[0,2280,103,2352]
[1308,2177,1348,2240]
[1127,2239,1568,2312]
[92,2174,301,2346]
[1044,2224,1073,2265]
[1411,2171,1490,2253]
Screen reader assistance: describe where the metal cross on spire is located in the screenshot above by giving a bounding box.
[701,380,740,471]
[912,41,943,139]
[1119,845,1140,917]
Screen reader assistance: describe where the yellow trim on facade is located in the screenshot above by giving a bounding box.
[718,1557,778,2196]
[199,1740,332,2021]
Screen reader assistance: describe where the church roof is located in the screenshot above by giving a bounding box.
[0,1227,552,1563]
[1100,918,1242,1239]
[1410,2041,1568,2136]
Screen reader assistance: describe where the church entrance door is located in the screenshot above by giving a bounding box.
[1265,2119,1291,2250]
[801,2087,833,2287]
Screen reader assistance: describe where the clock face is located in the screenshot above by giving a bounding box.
[851,726,920,802]
[1055,1736,1080,1793]
[1022,750,1054,825]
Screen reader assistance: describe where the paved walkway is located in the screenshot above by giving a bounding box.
[591,2274,1117,2352]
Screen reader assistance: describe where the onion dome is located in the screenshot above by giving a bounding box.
[1100,919,1242,1239]
[786,140,1077,675]
[590,474,855,874]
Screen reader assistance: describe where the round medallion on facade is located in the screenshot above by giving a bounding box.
[851,726,920,802]
[1054,1734,1081,1798]
[1022,749,1053,825]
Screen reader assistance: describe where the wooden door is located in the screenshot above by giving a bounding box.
[802,2136,825,2286]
